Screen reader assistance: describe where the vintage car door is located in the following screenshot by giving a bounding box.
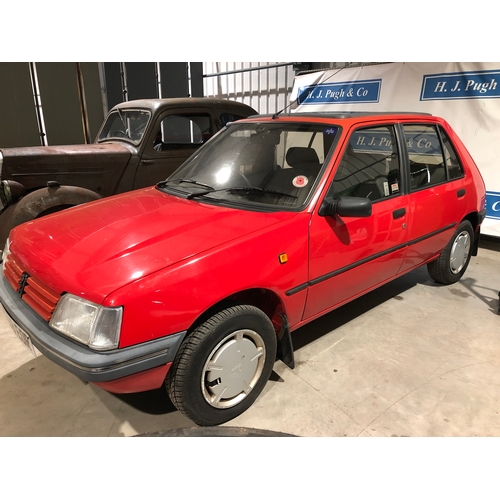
[303,124,410,321]
[133,107,218,189]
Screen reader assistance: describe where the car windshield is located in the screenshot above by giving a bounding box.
[97,109,151,145]
[159,122,339,210]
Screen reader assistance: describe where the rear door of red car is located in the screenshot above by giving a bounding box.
[303,123,410,321]
[397,122,470,273]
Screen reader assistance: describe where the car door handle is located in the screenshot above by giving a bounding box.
[393,208,406,220]
[457,188,466,198]
[141,159,154,165]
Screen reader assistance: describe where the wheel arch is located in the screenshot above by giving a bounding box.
[0,185,101,242]
[13,185,101,223]
[188,287,295,369]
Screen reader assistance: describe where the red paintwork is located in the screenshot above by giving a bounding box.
[305,193,410,319]
[10,193,310,346]
[10,190,300,303]
[6,113,486,389]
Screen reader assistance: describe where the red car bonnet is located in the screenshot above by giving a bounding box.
[9,187,297,304]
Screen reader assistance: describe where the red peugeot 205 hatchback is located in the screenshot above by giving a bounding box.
[0,112,487,426]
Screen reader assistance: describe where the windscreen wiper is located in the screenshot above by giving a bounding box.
[157,178,215,190]
[187,186,297,200]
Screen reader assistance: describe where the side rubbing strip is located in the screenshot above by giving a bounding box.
[309,242,408,287]
[285,283,308,297]
[406,223,456,246]
[285,223,457,296]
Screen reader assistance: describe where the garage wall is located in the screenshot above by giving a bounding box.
[0,62,204,148]
[0,62,105,147]
[202,62,296,115]
[0,61,344,148]
[101,62,204,111]
[0,62,40,147]
[36,62,104,146]
[201,62,376,115]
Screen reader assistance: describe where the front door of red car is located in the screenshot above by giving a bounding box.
[303,124,409,321]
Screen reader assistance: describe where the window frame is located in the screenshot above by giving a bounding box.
[401,123,451,193]
[152,112,214,151]
[329,123,403,204]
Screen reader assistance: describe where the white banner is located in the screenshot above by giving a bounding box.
[291,62,500,237]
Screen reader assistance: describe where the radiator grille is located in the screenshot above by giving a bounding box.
[4,254,60,321]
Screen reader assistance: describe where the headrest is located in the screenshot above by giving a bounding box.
[286,147,320,167]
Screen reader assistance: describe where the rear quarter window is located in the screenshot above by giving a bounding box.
[438,126,465,180]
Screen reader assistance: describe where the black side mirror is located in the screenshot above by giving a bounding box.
[319,196,372,218]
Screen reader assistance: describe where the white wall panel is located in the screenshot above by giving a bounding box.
[203,62,295,115]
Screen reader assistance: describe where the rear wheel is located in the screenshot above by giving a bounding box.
[165,305,277,426]
[427,220,474,284]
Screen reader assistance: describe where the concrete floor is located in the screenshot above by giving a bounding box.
[1,238,499,437]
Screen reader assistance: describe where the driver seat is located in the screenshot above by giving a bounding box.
[265,147,322,206]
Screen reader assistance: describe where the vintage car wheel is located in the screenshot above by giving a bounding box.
[165,305,277,426]
[427,220,474,285]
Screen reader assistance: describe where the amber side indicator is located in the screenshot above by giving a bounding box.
[278,253,288,264]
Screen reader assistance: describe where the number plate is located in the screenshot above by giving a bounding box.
[8,318,37,357]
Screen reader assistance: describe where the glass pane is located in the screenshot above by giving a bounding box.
[439,126,464,180]
[154,114,212,150]
[98,109,150,145]
[404,124,446,190]
[163,122,339,210]
[332,126,401,201]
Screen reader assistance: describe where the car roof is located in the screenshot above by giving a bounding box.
[260,111,433,119]
[235,111,442,128]
[111,97,257,115]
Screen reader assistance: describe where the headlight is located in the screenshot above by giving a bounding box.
[1,180,26,206]
[49,294,123,350]
[1,237,10,271]
[0,181,7,211]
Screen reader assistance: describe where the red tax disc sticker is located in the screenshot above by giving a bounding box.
[292,175,308,188]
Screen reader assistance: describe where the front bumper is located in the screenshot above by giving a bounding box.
[0,274,186,383]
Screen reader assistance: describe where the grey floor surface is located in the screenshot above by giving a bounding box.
[1,239,499,438]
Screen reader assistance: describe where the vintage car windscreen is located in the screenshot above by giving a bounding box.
[97,109,151,145]
[158,122,339,210]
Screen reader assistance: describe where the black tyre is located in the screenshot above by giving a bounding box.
[165,305,277,426]
[427,220,474,284]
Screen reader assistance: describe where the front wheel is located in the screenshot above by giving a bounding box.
[165,305,277,426]
[427,220,474,284]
